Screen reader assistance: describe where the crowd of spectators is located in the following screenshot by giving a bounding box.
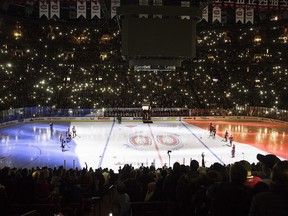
[0,5,288,216]
[0,153,287,216]
[0,8,288,112]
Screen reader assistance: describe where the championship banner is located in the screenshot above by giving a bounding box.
[50,0,60,19]
[235,4,244,23]
[39,0,49,18]
[91,0,100,19]
[77,0,86,18]
[202,5,209,22]
[245,6,254,24]
[153,0,162,19]
[212,6,222,23]
[139,0,148,18]
[111,0,120,19]
[181,1,190,20]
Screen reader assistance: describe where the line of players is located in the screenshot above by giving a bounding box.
[209,123,235,158]
[58,125,77,152]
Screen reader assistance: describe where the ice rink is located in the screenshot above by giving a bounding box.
[0,120,287,172]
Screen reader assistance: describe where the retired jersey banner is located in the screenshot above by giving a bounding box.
[39,0,49,18]
[245,6,254,24]
[50,0,60,19]
[235,5,244,23]
[91,0,100,19]
[77,0,86,18]
[153,0,162,19]
[111,0,120,19]
[181,1,190,20]
[202,5,208,22]
[139,0,148,18]
[212,6,221,23]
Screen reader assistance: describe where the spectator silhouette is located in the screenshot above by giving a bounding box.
[112,182,131,216]
[254,154,280,186]
[163,162,182,216]
[176,160,204,216]
[207,162,252,216]
[123,169,142,202]
[240,160,262,189]
[249,160,288,216]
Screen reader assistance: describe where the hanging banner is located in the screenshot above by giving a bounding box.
[91,0,101,19]
[202,5,208,22]
[212,6,221,23]
[258,0,268,10]
[280,0,288,10]
[245,6,254,24]
[50,0,60,19]
[223,0,235,9]
[269,0,279,10]
[39,0,49,18]
[139,0,148,18]
[153,0,162,19]
[111,0,120,19]
[181,1,190,20]
[235,3,244,23]
[77,0,86,18]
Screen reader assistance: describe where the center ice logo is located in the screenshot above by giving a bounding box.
[156,135,180,147]
[129,135,152,146]
[128,134,181,149]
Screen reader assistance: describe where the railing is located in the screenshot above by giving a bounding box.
[0,106,288,123]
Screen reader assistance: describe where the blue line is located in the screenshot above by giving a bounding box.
[181,121,225,165]
[98,121,115,168]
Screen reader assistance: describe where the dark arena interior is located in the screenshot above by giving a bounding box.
[0,0,288,216]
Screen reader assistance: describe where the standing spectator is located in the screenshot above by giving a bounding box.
[255,154,280,186]
[0,183,8,215]
[249,160,288,216]
[207,162,252,216]
[240,160,262,189]
[123,169,142,202]
[163,162,182,216]
[176,160,204,216]
[112,182,131,216]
